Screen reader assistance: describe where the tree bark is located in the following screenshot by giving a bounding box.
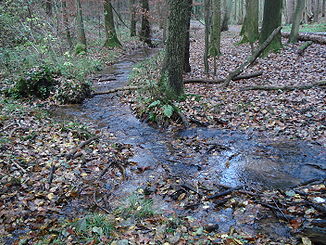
[210,0,222,75]
[240,0,259,50]
[162,0,189,99]
[221,0,232,31]
[103,0,122,48]
[259,0,283,56]
[140,0,153,47]
[130,0,137,37]
[204,0,211,74]
[286,0,296,24]
[184,0,193,73]
[62,0,73,48]
[289,0,305,43]
[45,0,53,16]
[76,0,87,49]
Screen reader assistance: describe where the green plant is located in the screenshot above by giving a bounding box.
[74,43,87,55]
[73,214,114,243]
[6,65,57,99]
[59,121,93,140]
[115,193,155,219]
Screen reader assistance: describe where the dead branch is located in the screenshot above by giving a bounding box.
[93,192,111,214]
[184,71,263,84]
[12,161,27,173]
[298,41,313,56]
[66,136,99,160]
[48,165,56,187]
[282,32,326,45]
[92,86,140,95]
[223,26,282,87]
[176,111,190,128]
[241,81,326,91]
[207,186,242,200]
[100,160,126,180]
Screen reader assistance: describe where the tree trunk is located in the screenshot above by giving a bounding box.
[62,0,73,48]
[286,0,296,24]
[259,0,283,56]
[221,0,232,31]
[289,0,305,43]
[204,0,211,74]
[140,0,153,47]
[184,0,192,73]
[130,0,137,37]
[240,0,259,50]
[103,0,122,48]
[312,0,320,22]
[76,0,87,49]
[162,0,189,99]
[210,0,222,75]
[322,0,326,17]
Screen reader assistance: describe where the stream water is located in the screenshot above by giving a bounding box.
[55,48,326,238]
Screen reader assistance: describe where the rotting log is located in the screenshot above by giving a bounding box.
[240,81,326,91]
[92,86,140,95]
[282,32,326,45]
[184,71,263,84]
[223,26,282,87]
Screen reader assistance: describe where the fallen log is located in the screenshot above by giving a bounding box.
[207,186,242,200]
[223,26,282,87]
[92,86,140,95]
[240,81,326,91]
[282,32,326,45]
[184,71,263,84]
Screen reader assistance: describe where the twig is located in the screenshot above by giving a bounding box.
[111,4,130,29]
[92,86,140,96]
[48,164,57,187]
[93,192,111,214]
[66,136,99,160]
[12,161,27,173]
[290,178,324,189]
[207,186,242,200]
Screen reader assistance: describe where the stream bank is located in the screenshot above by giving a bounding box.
[53,47,326,244]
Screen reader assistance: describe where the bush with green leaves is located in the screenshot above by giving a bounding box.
[54,78,91,104]
[6,65,57,99]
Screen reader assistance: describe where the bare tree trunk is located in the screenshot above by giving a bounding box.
[286,0,296,24]
[204,0,211,74]
[162,0,189,98]
[210,0,222,76]
[45,0,53,16]
[184,0,192,73]
[289,0,305,43]
[62,0,73,48]
[322,0,326,17]
[312,0,320,22]
[140,0,153,47]
[130,0,137,37]
[76,0,87,49]
[222,0,232,31]
[103,0,122,48]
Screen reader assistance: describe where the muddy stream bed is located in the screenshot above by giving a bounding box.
[54,48,326,241]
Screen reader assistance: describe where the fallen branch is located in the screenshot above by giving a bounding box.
[298,41,313,56]
[282,32,326,45]
[184,71,263,84]
[48,164,56,187]
[12,161,27,173]
[207,186,242,200]
[241,81,326,91]
[176,111,190,128]
[92,86,140,95]
[66,136,99,160]
[223,26,282,87]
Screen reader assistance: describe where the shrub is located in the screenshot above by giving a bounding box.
[6,65,57,99]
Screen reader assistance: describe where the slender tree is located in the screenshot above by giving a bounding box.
[76,0,87,50]
[130,0,137,37]
[184,0,193,73]
[140,0,153,47]
[162,0,189,98]
[289,0,305,43]
[45,0,52,16]
[209,0,222,75]
[240,0,259,52]
[204,0,211,74]
[103,0,122,48]
[286,0,296,24]
[62,0,73,48]
[260,0,283,55]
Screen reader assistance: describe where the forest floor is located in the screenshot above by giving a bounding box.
[0,25,325,244]
[178,24,326,146]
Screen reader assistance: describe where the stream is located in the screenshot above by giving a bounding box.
[55,48,326,239]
